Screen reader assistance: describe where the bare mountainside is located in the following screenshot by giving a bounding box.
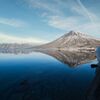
[37,31,100,50]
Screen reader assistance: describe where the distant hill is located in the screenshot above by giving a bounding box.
[0,43,34,54]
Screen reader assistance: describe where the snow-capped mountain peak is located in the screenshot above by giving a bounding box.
[38,31,100,49]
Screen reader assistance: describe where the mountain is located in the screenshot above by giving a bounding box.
[37,31,100,50]
[0,31,100,54]
[0,43,34,54]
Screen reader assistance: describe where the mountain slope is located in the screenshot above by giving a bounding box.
[38,31,100,49]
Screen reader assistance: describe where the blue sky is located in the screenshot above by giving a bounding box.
[0,0,100,44]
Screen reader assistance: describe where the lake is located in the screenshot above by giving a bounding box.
[0,52,96,100]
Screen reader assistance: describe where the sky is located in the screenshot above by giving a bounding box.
[0,0,100,44]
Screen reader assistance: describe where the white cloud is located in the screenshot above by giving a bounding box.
[71,6,97,21]
[47,15,100,37]
[76,0,97,23]
[74,23,100,36]
[0,32,47,44]
[26,0,62,15]
[25,0,100,36]
[47,16,79,30]
[0,18,26,27]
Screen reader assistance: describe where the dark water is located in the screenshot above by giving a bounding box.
[0,52,96,100]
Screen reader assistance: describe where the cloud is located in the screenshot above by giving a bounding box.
[0,18,26,27]
[26,0,62,15]
[47,16,80,30]
[75,22,100,36]
[76,0,96,23]
[0,32,47,44]
[25,0,100,36]
[46,15,100,37]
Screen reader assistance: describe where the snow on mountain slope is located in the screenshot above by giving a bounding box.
[38,31,100,49]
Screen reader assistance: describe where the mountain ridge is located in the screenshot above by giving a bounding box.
[37,31,100,50]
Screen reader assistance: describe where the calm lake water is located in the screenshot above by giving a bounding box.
[0,52,96,100]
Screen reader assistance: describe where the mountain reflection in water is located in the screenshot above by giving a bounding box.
[36,49,96,67]
[0,49,96,67]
